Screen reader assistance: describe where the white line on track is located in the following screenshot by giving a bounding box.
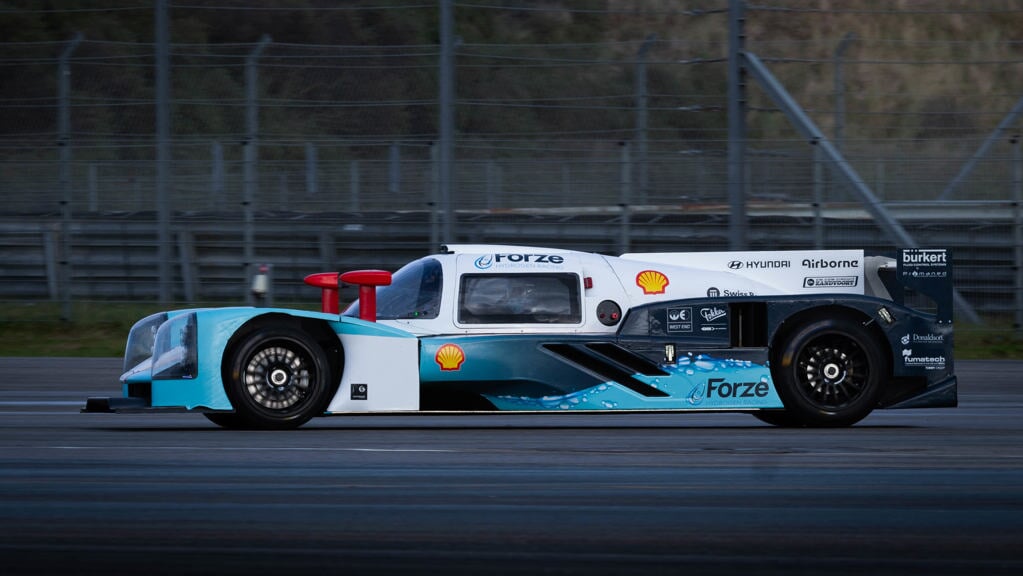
[49,446,455,452]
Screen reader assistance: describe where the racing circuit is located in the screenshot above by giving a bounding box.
[0,357,1021,575]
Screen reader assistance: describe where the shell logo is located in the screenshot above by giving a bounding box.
[636,270,669,295]
[435,343,466,371]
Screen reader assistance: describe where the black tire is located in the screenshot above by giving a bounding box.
[203,412,247,429]
[222,326,332,430]
[769,315,887,427]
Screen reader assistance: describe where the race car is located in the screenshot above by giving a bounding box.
[84,244,957,429]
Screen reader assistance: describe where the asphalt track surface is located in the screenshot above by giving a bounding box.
[1,358,1021,575]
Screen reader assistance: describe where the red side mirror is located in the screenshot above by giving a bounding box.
[303,272,341,314]
[339,270,392,322]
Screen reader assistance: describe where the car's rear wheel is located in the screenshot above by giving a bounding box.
[221,326,332,430]
[765,315,886,427]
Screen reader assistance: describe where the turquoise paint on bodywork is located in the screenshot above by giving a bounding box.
[484,353,783,411]
[142,307,415,410]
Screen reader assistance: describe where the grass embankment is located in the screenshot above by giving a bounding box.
[1,301,1020,359]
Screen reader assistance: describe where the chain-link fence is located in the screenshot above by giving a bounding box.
[1,0,1020,330]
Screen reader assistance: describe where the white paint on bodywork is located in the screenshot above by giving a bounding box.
[326,332,419,412]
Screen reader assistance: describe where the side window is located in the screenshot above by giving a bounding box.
[458,273,581,324]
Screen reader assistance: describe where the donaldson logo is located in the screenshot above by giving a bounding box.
[474,255,494,270]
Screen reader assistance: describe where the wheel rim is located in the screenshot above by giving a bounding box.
[243,342,313,411]
[795,334,869,410]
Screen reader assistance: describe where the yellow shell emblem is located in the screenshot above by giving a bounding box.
[636,270,669,295]
[435,343,466,371]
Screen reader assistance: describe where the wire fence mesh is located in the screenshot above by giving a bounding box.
[0,0,1020,332]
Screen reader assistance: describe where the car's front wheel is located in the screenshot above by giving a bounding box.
[765,315,886,427]
[220,326,332,430]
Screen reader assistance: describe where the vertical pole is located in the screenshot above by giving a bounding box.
[350,159,361,211]
[1013,135,1022,333]
[429,143,439,249]
[58,32,83,321]
[833,32,855,152]
[486,160,499,209]
[211,140,224,210]
[389,141,401,199]
[619,142,632,254]
[438,0,455,244]
[813,146,824,249]
[88,164,98,212]
[305,141,318,197]
[243,34,270,305]
[155,0,172,305]
[727,0,747,250]
[636,34,656,206]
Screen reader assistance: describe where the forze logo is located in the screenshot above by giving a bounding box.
[474,255,494,270]
[636,270,669,295]
[435,344,466,371]
[707,377,769,398]
[476,253,564,269]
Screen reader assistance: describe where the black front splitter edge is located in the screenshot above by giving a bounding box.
[82,397,203,414]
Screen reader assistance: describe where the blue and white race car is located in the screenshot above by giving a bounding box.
[84,245,957,429]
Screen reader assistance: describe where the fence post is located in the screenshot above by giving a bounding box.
[833,32,855,151]
[1014,135,1022,333]
[389,141,401,200]
[211,140,224,210]
[243,34,271,305]
[155,0,172,305]
[635,34,655,205]
[813,146,824,249]
[619,142,632,254]
[58,32,83,321]
[350,160,361,211]
[306,142,318,197]
[438,0,455,244]
[727,0,747,250]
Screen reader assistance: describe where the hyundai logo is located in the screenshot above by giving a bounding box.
[728,260,743,270]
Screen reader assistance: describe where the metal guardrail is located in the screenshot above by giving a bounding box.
[0,202,1014,321]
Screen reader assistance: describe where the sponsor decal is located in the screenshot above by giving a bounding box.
[704,287,753,298]
[900,249,949,278]
[700,306,726,322]
[706,377,771,399]
[902,333,945,346]
[697,305,728,333]
[901,348,946,370]
[435,343,466,371]
[801,258,860,269]
[666,307,693,333]
[728,259,790,270]
[636,270,669,295]
[351,383,368,400]
[803,276,859,288]
[475,253,565,270]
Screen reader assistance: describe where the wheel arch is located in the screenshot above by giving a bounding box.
[221,312,344,401]
[769,304,893,381]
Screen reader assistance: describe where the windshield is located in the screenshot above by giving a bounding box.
[343,257,442,320]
